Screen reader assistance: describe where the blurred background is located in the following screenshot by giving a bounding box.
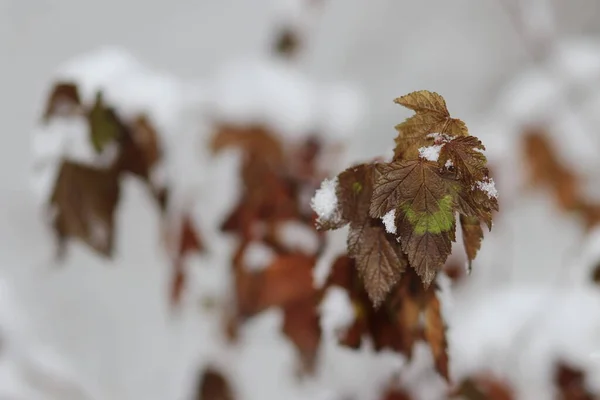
[2,0,600,399]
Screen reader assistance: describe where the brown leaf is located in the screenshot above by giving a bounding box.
[393,91,468,159]
[348,219,407,308]
[43,82,82,120]
[195,367,235,400]
[211,125,284,168]
[451,375,514,400]
[50,161,121,257]
[281,296,322,373]
[179,215,204,257]
[380,387,413,400]
[460,214,483,269]
[555,362,595,400]
[371,160,456,286]
[337,163,375,225]
[438,136,488,184]
[423,290,449,380]
[169,261,186,307]
[236,253,316,317]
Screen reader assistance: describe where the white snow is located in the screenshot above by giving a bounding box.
[418,144,443,162]
[475,177,498,199]
[276,220,320,255]
[319,287,355,338]
[206,57,364,140]
[444,159,454,169]
[310,177,341,225]
[242,242,276,272]
[381,210,397,235]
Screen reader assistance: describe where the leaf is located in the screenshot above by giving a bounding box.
[438,136,488,184]
[423,291,449,381]
[211,125,284,168]
[380,387,413,400]
[118,115,162,180]
[87,91,123,153]
[348,219,407,307]
[281,296,321,374]
[50,161,121,257]
[393,91,468,159]
[460,214,483,269]
[179,214,204,257]
[337,163,375,225]
[554,362,595,400]
[43,82,82,121]
[371,159,457,286]
[236,253,316,317]
[169,261,186,307]
[451,375,514,400]
[195,367,235,400]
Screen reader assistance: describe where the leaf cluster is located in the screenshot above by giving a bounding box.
[314,90,498,306]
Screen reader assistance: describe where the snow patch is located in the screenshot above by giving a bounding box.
[277,221,320,255]
[475,177,498,199]
[320,287,355,338]
[311,177,341,225]
[382,210,397,235]
[243,241,276,272]
[418,144,443,162]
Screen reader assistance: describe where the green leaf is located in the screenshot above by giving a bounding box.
[88,91,123,154]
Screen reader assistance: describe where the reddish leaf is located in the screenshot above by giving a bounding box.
[195,367,235,400]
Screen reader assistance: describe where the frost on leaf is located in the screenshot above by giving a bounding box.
[382,209,397,234]
[370,160,456,286]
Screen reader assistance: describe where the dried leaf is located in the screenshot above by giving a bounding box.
[50,161,120,257]
[179,215,204,257]
[451,375,514,400]
[281,296,321,373]
[87,91,123,153]
[195,367,235,400]
[438,136,488,184]
[169,261,186,307]
[423,291,449,380]
[393,90,467,159]
[555,362,595,400]
[348,219,407,308]
[371,160,456,286]
[380,387,413,400]
[43,82,82,120]
[211,125,284,168]
[460,214,483,268]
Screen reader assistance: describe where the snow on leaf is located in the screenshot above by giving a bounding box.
[475,176,498,200]
[418,144,443,162]
[370,160,457,286]
[382,209,397,235]
[311,176,342,229]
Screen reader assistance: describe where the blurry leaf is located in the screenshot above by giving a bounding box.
[380,387,413,400]
[281,296,321,374]
[423,290,449,380]
[87,91,123,153]
[370,160,456,286]
[438,136,488,184]
[195,367,235,400]
[460,214,483,270]
[50,160,120,257]
[273,28,301,58]
[555,362,595,400]
[179,214,204,257]
[211,125,284,168]
[169,261,186,308]
[118,115,162,179]
[236,253,316,317]
[393,91,468,159]
[451,375,514,400]
[43,82,82,120]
